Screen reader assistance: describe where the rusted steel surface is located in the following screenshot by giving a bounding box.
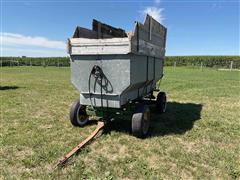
[55,121,104,167]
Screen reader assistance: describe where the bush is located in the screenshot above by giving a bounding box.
[165,56,240,68]
[0,57,70,67]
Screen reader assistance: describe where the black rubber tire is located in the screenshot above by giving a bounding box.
[69,98,89,127]
[156,92,167,113]
[132,105,150,138]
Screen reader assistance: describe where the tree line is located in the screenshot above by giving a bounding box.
[1,56,240,68]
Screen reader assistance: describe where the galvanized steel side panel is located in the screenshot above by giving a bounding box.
[120,54,163,105]
[71,55,130,108]
[71,54,164,108]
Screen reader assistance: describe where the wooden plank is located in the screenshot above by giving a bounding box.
[130,15,167,58]
[72,26,114,39]
[97,22,101,38]
[131,23,164,49]
[70,37,129,44]
[55,121,104,167]
[149,17,152,41]
[144,15,166,38]
[137,23,165,47]
[131,39,165,58]
[73,26,97,38]
[140,15,167,47]
[71,46,130,55]
[69,37,130,55]
[92,19,127,38]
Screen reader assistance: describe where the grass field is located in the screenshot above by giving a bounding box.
[1,66,240,179]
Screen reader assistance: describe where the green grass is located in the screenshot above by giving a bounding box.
[1,66,240,179]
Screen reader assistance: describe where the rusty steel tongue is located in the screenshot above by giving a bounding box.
[54,121,105,168]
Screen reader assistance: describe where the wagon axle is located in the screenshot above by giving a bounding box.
[70,91,167,137]
[55,91,166,168]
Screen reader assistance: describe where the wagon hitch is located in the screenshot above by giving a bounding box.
[54,121,105,168]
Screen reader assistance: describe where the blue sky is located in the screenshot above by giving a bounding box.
[1,0,239,57]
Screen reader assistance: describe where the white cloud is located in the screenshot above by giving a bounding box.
[142,7,164,23]
[1,32,66,49]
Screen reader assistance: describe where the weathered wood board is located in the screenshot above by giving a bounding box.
[130,15,167,58]
[92,19,127,38]
[73,26,113,39]
[69,15,167,58]
[70,38,130,55]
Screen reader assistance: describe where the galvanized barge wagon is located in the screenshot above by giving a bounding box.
[68,15,167,138]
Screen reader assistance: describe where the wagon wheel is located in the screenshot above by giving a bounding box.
[69,98,89,127]
[156,92,167,113]
[132,105,150,138]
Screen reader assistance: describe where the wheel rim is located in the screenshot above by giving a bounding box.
[142,108,150,135]
[77,106,88,124]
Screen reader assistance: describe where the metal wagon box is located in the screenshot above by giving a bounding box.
[67,14,167,138]
[56,14,168,167]
[68,14,167,108]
